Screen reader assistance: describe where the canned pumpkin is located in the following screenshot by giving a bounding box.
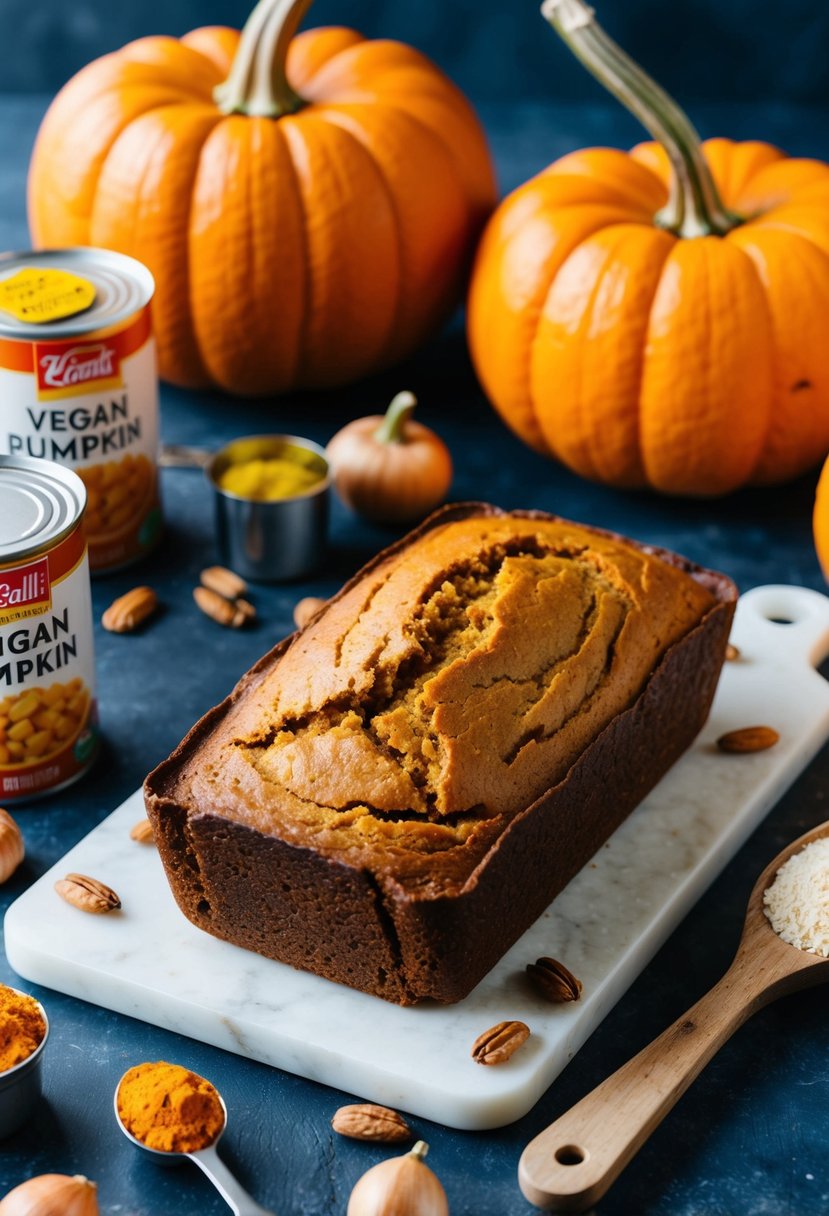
[0,455,99,801]
[0,248,161,572]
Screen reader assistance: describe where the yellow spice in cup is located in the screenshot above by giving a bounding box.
[218,457,322,501]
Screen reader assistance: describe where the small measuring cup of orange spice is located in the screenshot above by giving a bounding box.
[0,982,49,1138]
[115,1061,274,1214]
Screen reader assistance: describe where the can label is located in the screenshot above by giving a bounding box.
[0,556,51,620]
[0,522,98,800]
[0,307,161,572]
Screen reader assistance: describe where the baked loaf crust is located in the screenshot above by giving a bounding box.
[145,504,736,1005]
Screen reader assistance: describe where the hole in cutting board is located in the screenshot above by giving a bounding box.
[749,590,810,628]
[555,1145,586,1166]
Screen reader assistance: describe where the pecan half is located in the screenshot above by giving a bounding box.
[0,808,24,884]
[129,818,155,845]
[717,725,779,753]
[232,598,256,625]
[193,586,241,628]
[293,597,326,630]
[331,1103,411,1143]
[102,586,158,633]
[55,872,121,913]
[471,1020,530,1066]
[526,957,583,1003]
[200,566,248,601]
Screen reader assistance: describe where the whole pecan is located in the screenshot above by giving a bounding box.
[294,597,326,630]
[0,808,24,884]
[200,566,248,601]
[102,586,158,633]
[194,586,239,628]
[55,872,121,914]
[232,598,256,625]
[717,725,779,753]
[129,818,155,845]
[471,1020,530,1066]
[331,1103,411,1143]
[526,957,583,1003]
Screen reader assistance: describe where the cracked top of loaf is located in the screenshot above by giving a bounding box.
[172,509,716,890]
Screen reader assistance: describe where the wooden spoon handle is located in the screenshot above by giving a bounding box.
[518,959,767,1211]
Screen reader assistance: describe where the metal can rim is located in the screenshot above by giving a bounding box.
[0,454,87,565]
[0,247,155,339]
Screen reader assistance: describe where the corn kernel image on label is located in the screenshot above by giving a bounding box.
[0,456,99,801]
[0,249,161,573]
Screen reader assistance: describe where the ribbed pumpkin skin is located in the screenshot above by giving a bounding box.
[814,455,829,581]
[468,138,829,495]
[29,26,496,395]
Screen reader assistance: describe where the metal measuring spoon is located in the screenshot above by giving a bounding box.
[519,819,829,1211]
[114,1074,275,1216]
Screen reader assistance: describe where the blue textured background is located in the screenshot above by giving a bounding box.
[4,0,829,104]
[2,1,829,1214]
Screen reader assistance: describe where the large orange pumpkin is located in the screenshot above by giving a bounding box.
[29,0,496,395]
[468,0,829,496]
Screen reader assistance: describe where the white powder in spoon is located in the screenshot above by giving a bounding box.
[764,837,829,957]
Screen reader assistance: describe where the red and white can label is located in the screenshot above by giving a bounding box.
[0,307,161,572]
[0,556,51,622]
[0,524,98,800]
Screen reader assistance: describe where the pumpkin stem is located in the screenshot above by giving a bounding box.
[540,0,741,238]
[410,1140,430,1161]
[213,0,314,117]
[375,391,417,444]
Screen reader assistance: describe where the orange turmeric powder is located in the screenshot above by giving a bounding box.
[117,1061,224,1153]
[0,983,46,1072]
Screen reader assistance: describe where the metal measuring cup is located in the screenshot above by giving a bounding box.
[162,434,329,582]
[114,1074,274,1216]
[0,988,49,1138]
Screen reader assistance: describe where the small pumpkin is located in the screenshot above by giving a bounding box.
[28,0,496,395]
[0,1174,98,1216]
[468,0,829,496]
[813,456,829,581]
[326,391,453,524]
[347,1140,449,1216]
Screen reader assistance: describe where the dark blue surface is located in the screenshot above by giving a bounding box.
[4,0,829,106]
[1,93,829,1215]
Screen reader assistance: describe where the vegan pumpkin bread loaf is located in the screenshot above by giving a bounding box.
[145,504,736,1004]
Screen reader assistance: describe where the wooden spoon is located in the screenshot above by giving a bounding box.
[518,820,829,1211]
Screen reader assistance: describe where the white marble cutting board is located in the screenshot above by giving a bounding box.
[6,584,829,1131]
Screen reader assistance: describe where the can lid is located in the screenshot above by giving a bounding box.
[0,248,154,339]
[0,456,86,563]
